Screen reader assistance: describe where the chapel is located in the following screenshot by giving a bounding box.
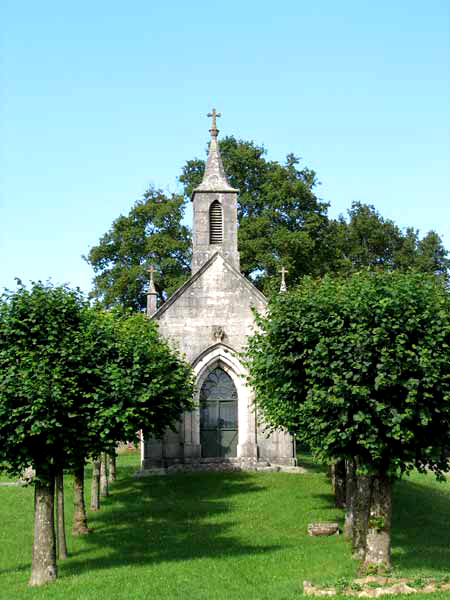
[141,111,295,468]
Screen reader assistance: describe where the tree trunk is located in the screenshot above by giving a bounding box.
[100,453,109,497]
[55,469,68,559]
[344,458,356,539]
[363,474,392,572]
[90,459,101,511]
[352,466,371,560]
[72,466,90,535]
[29,469,57,586]
[109,450,116,482]
[332,459,346,508]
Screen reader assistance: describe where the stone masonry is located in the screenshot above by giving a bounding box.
[141,110,296,469]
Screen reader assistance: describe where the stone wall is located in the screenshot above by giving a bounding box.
[142,253,295,468]
[156,253,266,362]
[192,191,240,273]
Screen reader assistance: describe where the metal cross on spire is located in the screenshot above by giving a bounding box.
[207,108,221,138]
[279,266,288,293]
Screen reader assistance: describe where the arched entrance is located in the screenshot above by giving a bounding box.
[200,366,238,458]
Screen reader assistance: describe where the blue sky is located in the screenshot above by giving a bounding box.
[1,0,449,293]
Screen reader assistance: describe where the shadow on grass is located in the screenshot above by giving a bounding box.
[61,471,280,578]
[312,493,342,510]
[309,472,450,574]
[0,562,30,577]
[296,452,327,474]
[392,476,450,573]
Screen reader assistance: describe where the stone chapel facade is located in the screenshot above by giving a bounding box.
[141,111,295,468]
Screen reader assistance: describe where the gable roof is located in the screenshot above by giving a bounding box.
[151,252,267,320]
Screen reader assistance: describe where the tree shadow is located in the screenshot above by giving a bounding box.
[310,473,450,574]
[0,562,30,577]
[392,476,450,573]
[61,472,280,578]
[311,493,342,510]
[296,452,327,474]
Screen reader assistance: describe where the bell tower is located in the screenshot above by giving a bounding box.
[191,109,240,274]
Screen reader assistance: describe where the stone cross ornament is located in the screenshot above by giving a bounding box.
[147,265,157,294]
[207,108,221,138]
[146,265,158,316]
[279,266,288,293]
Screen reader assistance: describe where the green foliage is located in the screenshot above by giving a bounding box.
[368,515,385,532]
[245,271,450,476]
[87,139,449,309]
[334,576,351,593]
[180,136,330,292]
[329,202,405,272]
[0,281,194,481]
[93,310,194,444]
[0,281,89,479]
[329,202,450,276]
[85,186,191,310]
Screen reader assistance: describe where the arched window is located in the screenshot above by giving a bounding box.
[209,200,223,244]
[200,367,238,458]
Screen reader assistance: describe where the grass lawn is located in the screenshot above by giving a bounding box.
[0,452,449,599]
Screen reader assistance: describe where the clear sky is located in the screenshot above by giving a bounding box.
[1,0,449,294]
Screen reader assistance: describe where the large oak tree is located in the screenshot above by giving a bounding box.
[85,137,449,308]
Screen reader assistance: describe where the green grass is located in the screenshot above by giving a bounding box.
[0,452,449,599]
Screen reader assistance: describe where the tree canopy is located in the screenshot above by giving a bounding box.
[85,137,449,309]
[244,270,450,570]
[245,271,450,475]
[0,282,194,479]
[86,187,191,311]
[329,202,450,276]
[180,137,330,290]
[0,280,194,585]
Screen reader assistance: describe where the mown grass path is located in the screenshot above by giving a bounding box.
[0,453,449,599]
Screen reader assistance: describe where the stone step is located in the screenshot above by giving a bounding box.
[134,462,307,477]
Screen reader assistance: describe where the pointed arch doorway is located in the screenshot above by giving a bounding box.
[200,366,238,458]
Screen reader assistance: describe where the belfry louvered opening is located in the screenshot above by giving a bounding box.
[209,200,223,244]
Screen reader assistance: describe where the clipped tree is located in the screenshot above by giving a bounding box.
[71,307,195,534]
[245,271,450,571]
[0,282,89,584]
[0,282,194,585]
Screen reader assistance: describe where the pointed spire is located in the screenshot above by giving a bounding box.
[147,265,156,293]
[279,266,288,293]
[193,108,239,194]
[146,265,158,316]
